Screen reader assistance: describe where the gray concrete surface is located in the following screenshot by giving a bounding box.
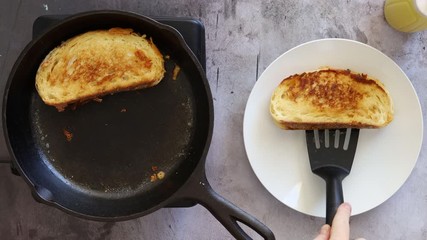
[0,0,426,239]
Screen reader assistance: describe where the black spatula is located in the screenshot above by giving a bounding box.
[306,128,360,225]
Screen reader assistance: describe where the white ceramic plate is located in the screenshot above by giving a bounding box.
[243,38,423,217]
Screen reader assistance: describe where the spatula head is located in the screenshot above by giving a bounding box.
[306,128,360,177]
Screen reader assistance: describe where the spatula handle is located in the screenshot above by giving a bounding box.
[325,176,344,225]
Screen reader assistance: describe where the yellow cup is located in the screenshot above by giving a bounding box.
[384,0,427,32]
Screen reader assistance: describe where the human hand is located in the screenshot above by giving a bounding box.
[314,203,365,240]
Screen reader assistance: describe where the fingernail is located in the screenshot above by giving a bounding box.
[342,202,352,212]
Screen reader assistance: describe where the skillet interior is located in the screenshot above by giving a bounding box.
[4,11,212,218]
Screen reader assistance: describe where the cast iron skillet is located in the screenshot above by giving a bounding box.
[3,10,275,240]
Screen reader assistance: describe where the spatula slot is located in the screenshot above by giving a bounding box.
[334,129,340,148]
[314,130,320,149]
[312,129,354,150]
[343,128,352,150]
[324,129,330,148]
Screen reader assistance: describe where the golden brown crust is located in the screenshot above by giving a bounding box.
[270,68,394,130]
[35,28,165,111]
[283,69,385,112]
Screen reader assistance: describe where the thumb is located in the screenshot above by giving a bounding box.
[313,224,331,240]
[330,203,351,240]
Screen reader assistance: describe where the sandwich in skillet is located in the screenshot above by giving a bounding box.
[35,27,165,111]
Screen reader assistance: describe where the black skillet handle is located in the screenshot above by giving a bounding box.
[325,176,344,225]
[176,174,275,240]
[202,184,275,240]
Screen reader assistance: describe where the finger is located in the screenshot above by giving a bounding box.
[330,202,352,240]
[313,224,331,240]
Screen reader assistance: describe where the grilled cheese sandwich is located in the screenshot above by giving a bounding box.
[270,68,394,130]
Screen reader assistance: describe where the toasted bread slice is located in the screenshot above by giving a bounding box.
[270,68,394,130]
[36,28,165,111]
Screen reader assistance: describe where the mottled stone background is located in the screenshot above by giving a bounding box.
[0,0,426,239]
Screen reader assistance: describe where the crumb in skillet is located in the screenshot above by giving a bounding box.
[93,97,103,103]
[150,166,165,182]
[157,171,165,180]
[165,55,170,60]
[150,173,158,182]
[172,64,181,80]
[120,108,127,113]
[63,129,73,142]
